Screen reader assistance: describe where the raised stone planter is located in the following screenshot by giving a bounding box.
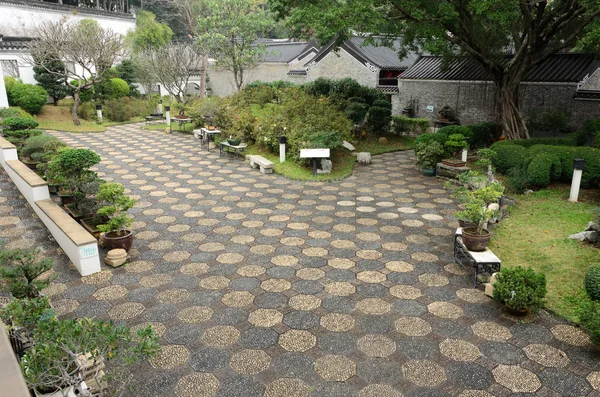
[0,137,101,276]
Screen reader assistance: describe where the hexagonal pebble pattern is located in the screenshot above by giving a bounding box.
[314,355,356,381]
[0,124,594,397]
[492,365,541,392]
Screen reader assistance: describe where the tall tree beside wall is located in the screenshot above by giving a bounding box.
[33,60,69,105]
[197,0,275,92]
[126,10,174,52]
[270,0,600,140]
[26,19,124,125]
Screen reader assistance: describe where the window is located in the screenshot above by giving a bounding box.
[0,60,19,78]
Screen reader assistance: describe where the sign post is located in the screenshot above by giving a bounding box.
[300,149,331,177]
[569,159,586,202]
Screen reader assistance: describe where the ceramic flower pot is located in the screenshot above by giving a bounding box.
[462,227,491,251]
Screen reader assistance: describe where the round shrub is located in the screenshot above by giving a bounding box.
[585,264,600,301]
[492,266,547,313]
[4,76,20,105]
[109,78,130,99]
[490,142,527,174]
[372,99,392,109]
[414,132,449,150]
[344,101,368,124]
[468,122,497,148]
[0,107,32,119]
[1,117,39,131]
[438,125,472,142]
[526,153,553,187]
[579,300,600,346]
[10,84,48,115]
[367,105,391,133]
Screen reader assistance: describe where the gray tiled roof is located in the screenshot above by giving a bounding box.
[306,37,419,70]
[0,36,31,51]
[261,41,318,63]
[401,54,600,83]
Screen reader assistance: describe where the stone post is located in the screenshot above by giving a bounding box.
[96,104,102,123]
[569,159,586,202]
[279,136,287,163]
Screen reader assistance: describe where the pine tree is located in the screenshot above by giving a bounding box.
[34,60,68,105]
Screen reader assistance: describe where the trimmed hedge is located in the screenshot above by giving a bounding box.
[491,143,527,174]
[1,117,39,131]
[468,122,497,148]
[392,116,429,135]
[492,142,600,188]
[585,264,600,302]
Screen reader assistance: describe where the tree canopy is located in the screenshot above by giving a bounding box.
[126,9,173,52]
[197,0,275,91]
[271,0,600,139]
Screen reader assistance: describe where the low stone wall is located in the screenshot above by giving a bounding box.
[395,79,600,130]
[0,137,100,276]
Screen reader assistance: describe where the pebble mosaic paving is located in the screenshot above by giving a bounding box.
[1,123,599,396]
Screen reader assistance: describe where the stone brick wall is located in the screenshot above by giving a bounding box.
[305,48,378,88]
[395,79,600,129]
[207,63,292,97]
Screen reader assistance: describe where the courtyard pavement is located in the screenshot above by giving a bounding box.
[1,123,600,397]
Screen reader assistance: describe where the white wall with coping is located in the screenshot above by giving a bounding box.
[0,138,100,276]
[0,63,8,107]
[0,1,136,37]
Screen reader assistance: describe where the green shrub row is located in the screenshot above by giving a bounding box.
[75,97,158,122]
[392,116,430,135]
[491,142,600,188]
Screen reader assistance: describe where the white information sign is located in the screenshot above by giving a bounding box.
[300,149,330,158]
[79,245,98,259]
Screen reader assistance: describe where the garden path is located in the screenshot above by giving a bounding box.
[1,123,599,397]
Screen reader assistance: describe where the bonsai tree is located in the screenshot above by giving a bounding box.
[21,135,66,167]
[0,247,54,299]
[20,316,159,396]
[444,133,468,161]
[415,141,446,169]
[476,148,498,183]
[492,266,547,313]
[97,183,137,237]
[46,148,102,215]
[454,184,504,233]
[0,297,54,330]
[579,300,600,346]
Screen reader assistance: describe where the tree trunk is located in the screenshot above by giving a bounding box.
[200,54,208,98]
[495,74,529,140]
[235,68,243,91]
[72,90,81,126]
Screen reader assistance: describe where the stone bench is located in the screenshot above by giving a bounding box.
[247,155,274,174]
[454,228,501,286]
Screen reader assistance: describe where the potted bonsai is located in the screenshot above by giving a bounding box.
[0,246,54,299]
[492,266,547,315]
[579,300,600,349]
[17,315,159,397]
[415,141,446,176]
[22,137,68,184]
[442,133,468,167]
[455,184,504,251]
[96,182,137,251]
[46,148,101,211]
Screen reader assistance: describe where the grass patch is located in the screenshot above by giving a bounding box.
[246,145,356,181]
[354,135,415,155]
[33,105,144,132]
[142,122,196,133]
[489,187,600,322]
